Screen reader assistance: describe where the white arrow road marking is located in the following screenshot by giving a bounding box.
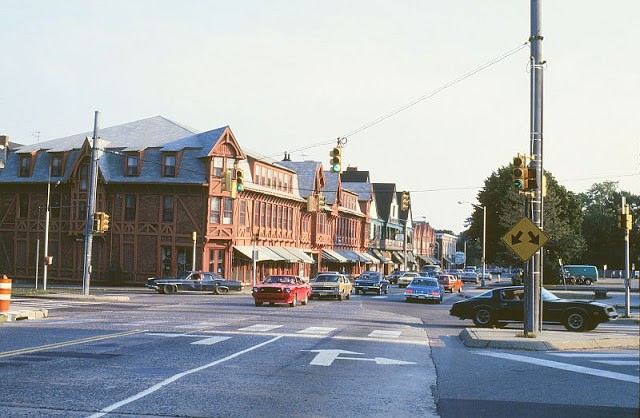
[301,349,416,366]
[477,352,639,384]
[368,330,402,339]
[238,324,283,332]
[191,336,231,346]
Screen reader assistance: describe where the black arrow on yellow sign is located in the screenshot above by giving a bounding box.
[528,231,540,245]
[511,231,523,245]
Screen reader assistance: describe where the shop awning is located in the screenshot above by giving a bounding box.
[392,251,404,264]
[322,248,349,263]
[360,251,380,264]
[234,246,280,262]
[268,247,300,262]
[417,254,440,264]
[284,247,315,264]
[333,249,368,263]
[235,246,316,264]
[370,249,393,263]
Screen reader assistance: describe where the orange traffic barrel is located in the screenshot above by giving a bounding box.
[0,275,11,311]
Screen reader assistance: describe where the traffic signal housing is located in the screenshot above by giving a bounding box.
[236,169,245,192]
[92,212,101,233]
[317,194,326,211]
[512,154,528,191]
[101,213,110,232]
[618,206,633,230]
[401,192,410,211]
[329,146,342,173]
[221,169,233,192]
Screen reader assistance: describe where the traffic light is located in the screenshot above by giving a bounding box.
[526,167,538,191]
[317,194,326,211]
[618,205,633,230]
[401,192,410,211]
[307,195,315,212]
[221,169,233,192]
[101,213,110,232]
[92,212,101,233]
[329,146,342,173]
[236,169,245,192]
[512,154,527,191]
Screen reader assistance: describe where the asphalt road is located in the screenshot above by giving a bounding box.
[1,285,638,417]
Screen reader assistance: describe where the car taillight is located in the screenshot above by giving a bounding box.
[430,291,440,295]
[405,289,414,294]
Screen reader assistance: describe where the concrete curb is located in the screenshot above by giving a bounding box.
[0,309,48,322]
[21,294,130,302]
[459,328,640,351]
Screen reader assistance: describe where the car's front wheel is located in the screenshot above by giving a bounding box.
[583,278,592,285]
[163,284,177,294]
[301,293,309,305]
[254,301,263,307]
[214,286,229,295]
[289,294,298,307]
[473,307,494,327]
[564,310,590,332]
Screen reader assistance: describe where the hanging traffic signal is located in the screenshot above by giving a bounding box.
[618,205,633,230]
[512,154,528,191]
[236,169,245,192]
[401,192,410,211]
[100,213,110,232]
[317,194,326,211]
[329,146,342,173]
[307,195,315,212]
[92,212,101,233]
[221,169,233,192]
[526,167,538,190]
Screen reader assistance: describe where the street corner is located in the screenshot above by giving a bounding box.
[0,308,48,322]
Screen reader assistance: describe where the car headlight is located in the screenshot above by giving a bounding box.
[252,287,258,293]
[285,288,291,293]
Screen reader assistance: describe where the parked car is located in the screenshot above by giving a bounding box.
[436,274,463,293]
[146,271,243,294]
[310,273,352,301]
[252,275,311,307]
[353,272,389,295]
[404,277,445,303]
[397,272,420,288]
[460,271,479,284]
[388,270,406,285]
[449,286,619,331]
[419,265,442,277]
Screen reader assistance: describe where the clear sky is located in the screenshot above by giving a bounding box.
[2,1,638,234]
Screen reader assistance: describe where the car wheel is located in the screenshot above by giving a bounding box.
[301,293,309,305]
[384,288,388,295]
[215,286,229,295]
[583,278,592,285]
[473,307,494,327]
[405,298,412,303]
[346,292,350,300]
[354,289,359,295]
[289,294,298,307]
[338,293,343,301]
[163,284,176,294]
[564,310,590,332]
[254,301,263,307]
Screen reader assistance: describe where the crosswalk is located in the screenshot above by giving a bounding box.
[8,297,107,310]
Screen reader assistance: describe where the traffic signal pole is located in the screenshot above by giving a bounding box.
[82,111,100,296]
[526,0,544,336]
[622,197,631,318]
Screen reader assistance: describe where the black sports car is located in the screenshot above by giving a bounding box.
[449,286,619,331]
[353,272,389,295]
[146,271,243,294]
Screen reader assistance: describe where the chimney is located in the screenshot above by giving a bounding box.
[0,135,8,169]
[282,152,291,162]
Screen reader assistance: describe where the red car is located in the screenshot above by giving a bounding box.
[437,274,463,293]
[252,275,311,307]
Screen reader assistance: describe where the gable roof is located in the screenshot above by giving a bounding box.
[276,160,322,199]
[372,183,396,221]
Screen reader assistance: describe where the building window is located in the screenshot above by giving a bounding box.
[210,197,221,224]
[260,167,266,186]
[124,194,136,221]
[79,163,89,191]
[78,201,87,220]
[260,202,266,227]
[266,204,272,228]
[50,154,63,177]
[213,157,223,177]
[222,198,233,224]
[162,247,172,275]
[162,195,174,222]
[163,154,176,177]
[239,201,246,226]
[19,155,31,177]
[126,155,139,176]
[253,202,259,227]
[18,194,28,218]
[288,208,293,231]
[254,166,261,186]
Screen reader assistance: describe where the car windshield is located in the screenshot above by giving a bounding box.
[264,276,294,284]
[411,278,438,287]
[314,275,339,282]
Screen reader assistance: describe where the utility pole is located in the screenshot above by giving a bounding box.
[526,0,544,336]
[82,111,100,296]
[622,197,631,317]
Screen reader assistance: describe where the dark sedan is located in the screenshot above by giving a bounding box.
[353,272,389,295]
[146,271,243,294]
[449,286,619,331]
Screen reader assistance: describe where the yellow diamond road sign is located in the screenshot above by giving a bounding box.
[501,217,549,262]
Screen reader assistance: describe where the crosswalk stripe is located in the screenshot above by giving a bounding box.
[368,330,402,338]
[238,324,283,332]
[593,360,640,366]
[297,327,335,335]
[549,353,638,358]
[191,336,231,346]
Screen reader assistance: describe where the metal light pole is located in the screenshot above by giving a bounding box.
[82,111,100,296]
[43,167,52,290]
[403,219,408,272]
[192,231,197,271]
[459,201,486,288]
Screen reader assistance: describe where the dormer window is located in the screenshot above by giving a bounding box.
[163,154,176,177]
[126,154,139,176]
[50,154,64,177]
[19,155,31,177]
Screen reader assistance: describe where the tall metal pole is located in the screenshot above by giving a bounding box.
[481,205,487,288]
[82,111,100,295]
[35,207,40,289]
[526,0,544,336]
[192,231,197,271]
[622,197,631,317]
[403,220,408,272]
[43,168,51,290]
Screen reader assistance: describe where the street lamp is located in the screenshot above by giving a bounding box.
[459,201,486,288]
